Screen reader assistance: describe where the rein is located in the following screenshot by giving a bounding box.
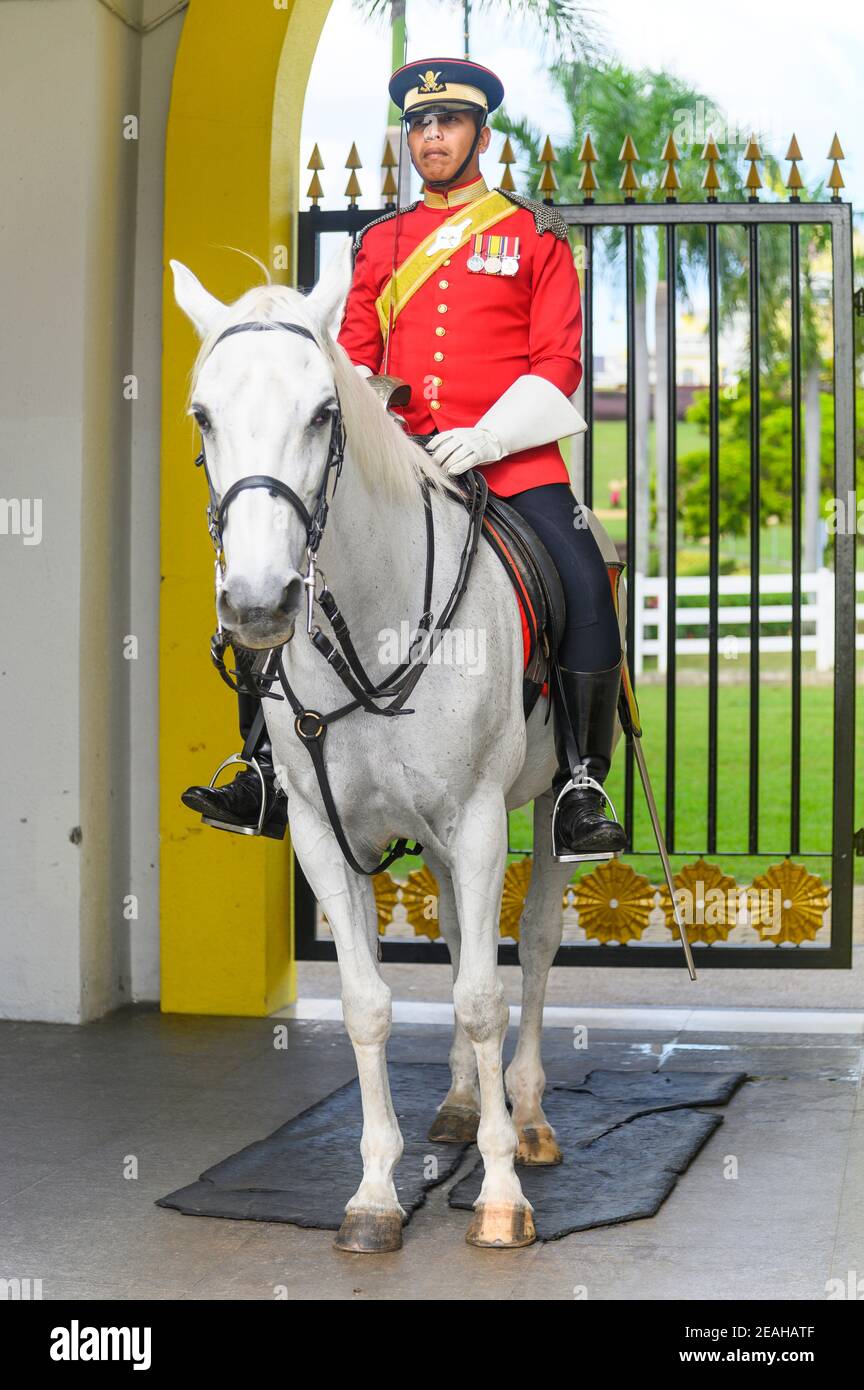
[194,316,488,874]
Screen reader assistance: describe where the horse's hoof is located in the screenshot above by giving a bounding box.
[517,1124,563,1165]
[465,1202,536,1248]
[333,1208,404,1253]
[428,1105,480,1144]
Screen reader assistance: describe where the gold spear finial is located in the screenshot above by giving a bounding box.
[660,134,681,200]
[538,135,559,203]
[700,133,721,201]
[381,138,398,205]
[827,133,845,201]
[306,145,325,206]
[381,166,398,202]
[618,134,640,201]
[578,132,598,202]
[344,143,363,206]
[785,134,803,201]
[499,136,517,192]
[743,135,762,202]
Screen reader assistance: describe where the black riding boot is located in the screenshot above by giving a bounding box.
[181,686,288,840]
[551,651,628,860]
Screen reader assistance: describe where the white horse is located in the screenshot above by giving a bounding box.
[171,242,626,1252]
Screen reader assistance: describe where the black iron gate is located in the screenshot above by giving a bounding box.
[293,148,858,970]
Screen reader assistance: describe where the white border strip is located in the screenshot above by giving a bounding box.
[276,999,864,1036]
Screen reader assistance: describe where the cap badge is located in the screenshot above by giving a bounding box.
[417,69,446,93]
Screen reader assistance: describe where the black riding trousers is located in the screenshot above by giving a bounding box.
[503,482,621,672]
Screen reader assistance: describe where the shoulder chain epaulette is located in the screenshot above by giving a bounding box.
[352,201,422,261]
[494,188,569,241]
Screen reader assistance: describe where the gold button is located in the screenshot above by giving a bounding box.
[443,259,451,266]
[432,376,443,387]
[438,279,449,289]
[433,351,444,362]
[430,400,441,411]
[437,303,448,313]
[435,326,446,337]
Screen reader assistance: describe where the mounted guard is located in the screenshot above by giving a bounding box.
[182,54,630,863]
[169,52,697,1254]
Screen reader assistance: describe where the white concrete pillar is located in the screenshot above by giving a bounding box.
[0,0,183,1019]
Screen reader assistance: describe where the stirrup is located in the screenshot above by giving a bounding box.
[200,752,269,837]
[550,770,622,864]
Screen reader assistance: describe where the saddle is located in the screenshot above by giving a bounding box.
[402,429,563,720]
[399,412,628,725]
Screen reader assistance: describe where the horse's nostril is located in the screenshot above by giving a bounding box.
[218,582,248,627]
[279,576,304,617]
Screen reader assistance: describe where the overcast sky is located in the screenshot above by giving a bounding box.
[302,0,862,362]
[303,0,862,209]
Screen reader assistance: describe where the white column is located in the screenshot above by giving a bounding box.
[0,0,182,1020]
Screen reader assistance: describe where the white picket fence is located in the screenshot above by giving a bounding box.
[632,569,864,677]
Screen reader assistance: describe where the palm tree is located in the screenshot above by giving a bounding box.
[696,165,833,572]
[354,0,604,201]
[358,0,601,63]
[493,60,841,586]
[493,60,749,576]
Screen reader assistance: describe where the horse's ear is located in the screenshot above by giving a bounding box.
[307,236,354,341]
[169,259,227,338]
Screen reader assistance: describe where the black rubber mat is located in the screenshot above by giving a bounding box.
[449,1068,749,1240]
[157,1064,747,1238]
[156,1063,469,1229]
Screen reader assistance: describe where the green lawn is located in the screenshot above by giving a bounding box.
[383,419,861,890]
[560,420,705,549]
[387,679,863,889]
[560,420,863,575]
[506,680,863,889]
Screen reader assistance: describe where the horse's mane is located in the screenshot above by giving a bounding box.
[187,282,462,506]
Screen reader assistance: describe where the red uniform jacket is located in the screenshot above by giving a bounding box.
[336,175,583,498]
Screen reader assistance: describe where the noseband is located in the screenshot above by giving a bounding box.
[191,315,488,875]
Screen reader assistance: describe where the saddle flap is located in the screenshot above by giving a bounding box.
[480,491,567,657]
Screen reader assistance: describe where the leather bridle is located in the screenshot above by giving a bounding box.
[193,317,488,874]
[195,320,346,668]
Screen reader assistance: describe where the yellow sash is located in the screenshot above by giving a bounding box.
[375,190,520,337]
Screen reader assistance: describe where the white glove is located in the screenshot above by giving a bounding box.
[426,375,587,477]
[425,426,505,476]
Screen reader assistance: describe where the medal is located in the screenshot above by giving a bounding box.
[483,233,503,274]
[500,236,520,276]
[466,232,521,276]
[467,233,485,272]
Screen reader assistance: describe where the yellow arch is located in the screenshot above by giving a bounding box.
[161,0,330,1014]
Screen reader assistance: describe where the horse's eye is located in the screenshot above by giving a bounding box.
[192,407,211,432]
[311,410,331,429]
